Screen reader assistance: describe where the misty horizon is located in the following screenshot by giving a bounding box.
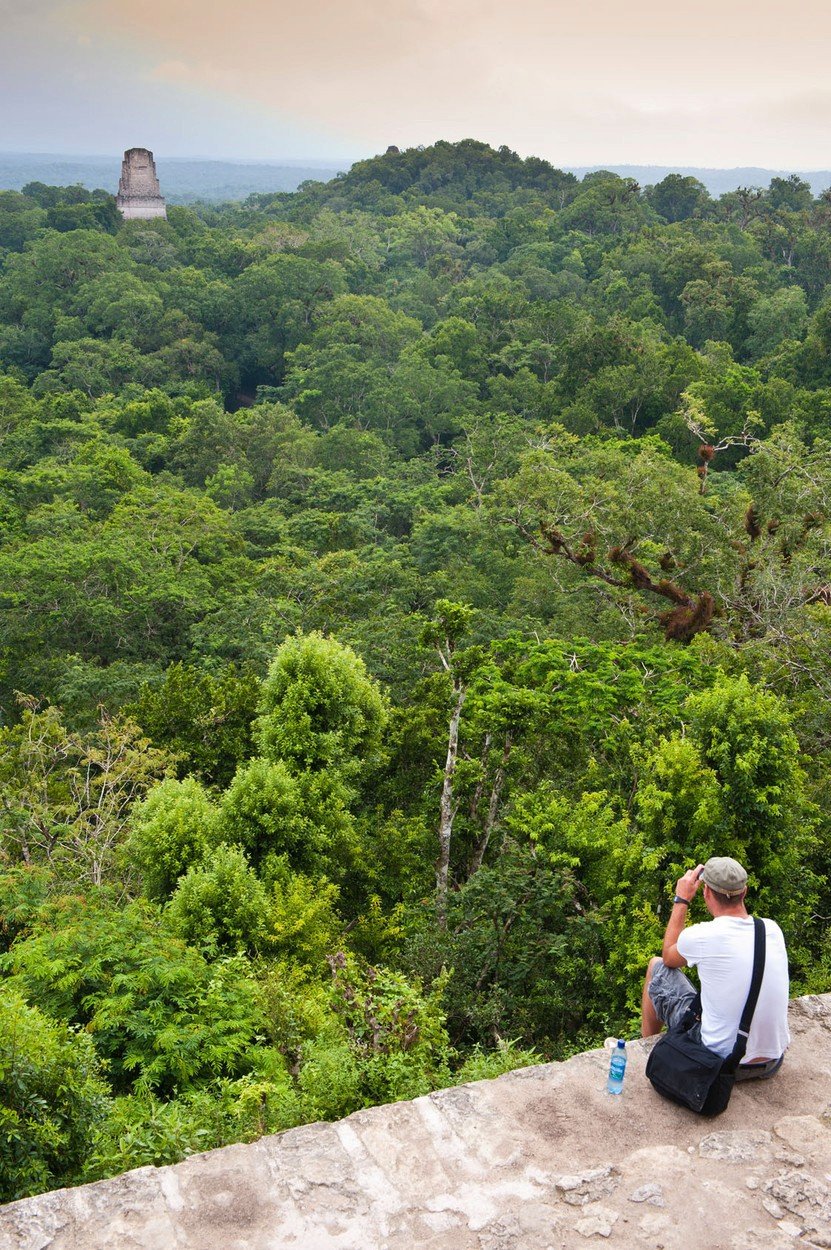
[2,147,831,206]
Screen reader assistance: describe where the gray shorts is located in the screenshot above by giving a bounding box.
[647,959,783,1082]
[648,959,698,1030]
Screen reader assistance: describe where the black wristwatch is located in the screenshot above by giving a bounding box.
[673,894,691,906]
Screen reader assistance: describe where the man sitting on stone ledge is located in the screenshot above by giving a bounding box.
[641,856,790,1080]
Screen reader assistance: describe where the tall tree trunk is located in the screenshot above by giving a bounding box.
[436,678,465,928]
[468,732,492,825]
[468,733,512,877]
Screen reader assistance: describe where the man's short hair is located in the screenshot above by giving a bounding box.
[707,883,746,907]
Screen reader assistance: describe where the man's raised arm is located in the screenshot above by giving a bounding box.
[661,864,704,967]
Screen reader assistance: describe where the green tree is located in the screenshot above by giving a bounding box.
[34,337,146,398]
[647,174,709,223]
[229,253,347,384]
[685,675,818,941]
[254,632,388,782]
[3,898,264,1094]
[217,759,305,867]
[0,992,110,1202]
[319,952,452,1108]
[0,698,172,887]
[127,662,260,788]
[420,600,475,923]
[766,174,812,213]
[635,674,819,970]
[406,840,602,1052]
[745,287,808,358]
[127,777,217,901]
[166,844,269,954]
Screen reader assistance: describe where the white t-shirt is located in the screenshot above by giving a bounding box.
[677,915,790,1060]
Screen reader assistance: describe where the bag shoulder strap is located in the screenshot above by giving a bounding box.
[724,916,766,1071]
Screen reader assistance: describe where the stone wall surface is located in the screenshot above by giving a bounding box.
[2,995,831,1250]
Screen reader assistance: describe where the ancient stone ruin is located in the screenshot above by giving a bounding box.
[1,994,830,1250]
[115,148,167,220]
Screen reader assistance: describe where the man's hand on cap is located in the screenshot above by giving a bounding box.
[675,864,705,903]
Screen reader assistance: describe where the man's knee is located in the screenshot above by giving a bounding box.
[645,955,662,983]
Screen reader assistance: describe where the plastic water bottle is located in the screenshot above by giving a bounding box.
[607,1039,626,1094]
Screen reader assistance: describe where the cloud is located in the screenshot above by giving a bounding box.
[10,0,831,164]
[147,58,238,93]
[147,59,192,84]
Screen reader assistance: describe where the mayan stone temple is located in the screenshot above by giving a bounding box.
[115,147,167,220]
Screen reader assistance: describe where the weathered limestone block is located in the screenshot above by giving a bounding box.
[554,1165,620,1206]
[698,1129,774,1162]
[115,148,166,220]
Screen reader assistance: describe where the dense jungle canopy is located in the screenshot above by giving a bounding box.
[2,138,831,1201]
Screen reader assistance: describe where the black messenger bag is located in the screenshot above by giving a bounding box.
[645,916,766,1116]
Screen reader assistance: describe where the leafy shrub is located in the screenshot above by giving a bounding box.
[297,1036,363,1122]
[85,1067,302,1181]
[254,631,388,780]
[408,838,608,1050]
[324,952,453,1106]
[218,759,357,878]
[258,960,334,1062]
[0,865,53,953]
[2,899,264,1093]
[450,1039,538,1085]
[85,1091,216,1178]
[127,777,216,901]
[217,758,304,866]
[264,861,342,970]
[166,843,269,954]
[0,991,110,1202]
[127,662,260,788]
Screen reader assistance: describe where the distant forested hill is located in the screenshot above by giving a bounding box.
[0,153,347,202]
[567,165,831,198]
[2,148,830,203]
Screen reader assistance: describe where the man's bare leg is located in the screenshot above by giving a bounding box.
[641,956,663,1038]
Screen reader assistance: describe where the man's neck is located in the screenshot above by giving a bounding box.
[713,904,750,919]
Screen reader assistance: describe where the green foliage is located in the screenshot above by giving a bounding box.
[684,675,819,954]
[297,1035,362,1121]
[258,960,334,1061]
[407,839,607,1051]
[127,777,216,901]
[85,1067,303,1181]
[647,174,708,223]
[166,844,269,954]
[513,798,651,1021]
[0,698,172,886]
[85,1091,217,1177]
[2,899,264,1094]
[4,149,831,1198]
[217,758,309,868]
[746,287,809,357]
[254,631,388,781]
[0,992,110,1202]
[127,662,260,788]
[0,866,53,953]
[635,736,724,855]
[316,953,453,1109]
[450,1040,539,1085]
[264,863,342,971]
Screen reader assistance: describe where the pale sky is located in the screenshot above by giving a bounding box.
[2,0,830,167]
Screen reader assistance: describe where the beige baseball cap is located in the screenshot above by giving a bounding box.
[701,856,748,896]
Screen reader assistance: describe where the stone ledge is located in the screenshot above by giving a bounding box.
[2,995,830,1250]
